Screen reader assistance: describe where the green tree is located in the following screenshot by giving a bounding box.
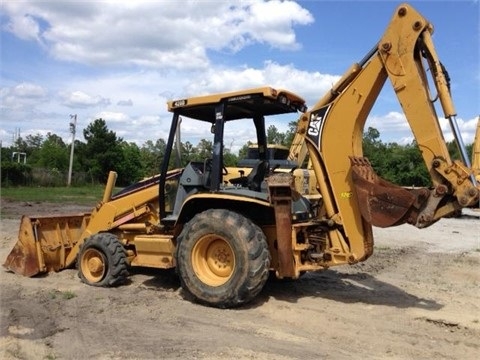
[223,148,238,166]
[71,139,87,171]
[285,120,298,147]
[38,133,69,171]
[238,141,253,160]
[181,141,195,166]
[117,141,144,185]
[83,118,123,183]
[446,140,473,162]
[363,127,388,173]
[381,142,430,187]
[194,139,213,161]
[362,127,430,187]
[13,133,44,165]
[141,139,167,175]
[446,140,461,160]
[267,125,286,145]
[0,162,32,186]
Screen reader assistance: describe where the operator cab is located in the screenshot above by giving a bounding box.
[159,87,306,221]
[238,144,298,169]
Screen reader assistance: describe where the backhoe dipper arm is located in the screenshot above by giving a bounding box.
[296,3,478,261]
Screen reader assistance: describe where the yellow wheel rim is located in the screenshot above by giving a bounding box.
[81,248,106,283]
[191,234,235,286]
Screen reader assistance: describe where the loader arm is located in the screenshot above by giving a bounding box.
[4,171,163,276]
[295,3,479,261]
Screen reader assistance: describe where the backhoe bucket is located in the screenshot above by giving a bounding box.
[350,157,429,227]
[3,213,90,277]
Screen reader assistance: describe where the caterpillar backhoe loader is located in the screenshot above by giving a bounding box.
[4,3,479,308]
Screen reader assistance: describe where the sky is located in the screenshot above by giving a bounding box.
[1,0,479,155]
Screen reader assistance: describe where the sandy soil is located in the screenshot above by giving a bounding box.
[0,199,479,360]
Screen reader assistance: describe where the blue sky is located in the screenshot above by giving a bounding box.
[1,0,479,154]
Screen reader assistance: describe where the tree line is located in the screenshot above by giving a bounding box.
[0,118,472,188]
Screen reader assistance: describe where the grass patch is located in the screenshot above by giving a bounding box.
[48,289,77,300]
[0,185,115,205]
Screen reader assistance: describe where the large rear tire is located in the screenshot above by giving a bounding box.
[77,233,128,287]
[176,209,270,308]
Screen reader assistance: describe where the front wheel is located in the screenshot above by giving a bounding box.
[77,233,129,287]
[176,209,270,308]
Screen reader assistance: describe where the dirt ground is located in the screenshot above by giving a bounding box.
[0,199,479,360]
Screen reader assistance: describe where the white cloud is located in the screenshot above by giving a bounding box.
[0,83,48,110]
[3,14,41,42]
[243,0,313,50]
[183,61,339,102]
[2,0,313,69]
[60,91,111,109]
[95,111,129,123]
[366,111,410,138]
[365,112,478,146]
[134,115,163,126]
[11,83,48,98]
[117,99,133,106]
[439,116,478,144]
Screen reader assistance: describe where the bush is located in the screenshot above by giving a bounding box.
[1,162,32,186]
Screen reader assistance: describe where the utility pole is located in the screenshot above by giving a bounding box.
[67,114,77,186]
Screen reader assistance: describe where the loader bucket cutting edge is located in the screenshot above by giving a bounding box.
[3,216,42,277]
[3,213,90,277]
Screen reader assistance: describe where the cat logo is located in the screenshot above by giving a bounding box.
[306,105,330,145]
[308,113,322,136]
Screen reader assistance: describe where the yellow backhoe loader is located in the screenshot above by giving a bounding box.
[4,3,479,308]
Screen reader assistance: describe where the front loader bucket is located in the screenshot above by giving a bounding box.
[350,157,430,227]
[3,213,90,277]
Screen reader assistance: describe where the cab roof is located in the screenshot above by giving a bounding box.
[167,86,306,122]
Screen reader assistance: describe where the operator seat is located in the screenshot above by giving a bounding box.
[247,160,269,191]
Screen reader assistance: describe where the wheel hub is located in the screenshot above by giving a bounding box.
[88,257,104,273]
[206,241,233,277]
[192,235,235,286]
[81,248,106,283]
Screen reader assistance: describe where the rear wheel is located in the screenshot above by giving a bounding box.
[77,233,128,287]
[176,209,270,308]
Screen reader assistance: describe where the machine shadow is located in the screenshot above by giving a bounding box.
[248,270,442,311]
[129,267,442,312]
[129,267,181,292]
